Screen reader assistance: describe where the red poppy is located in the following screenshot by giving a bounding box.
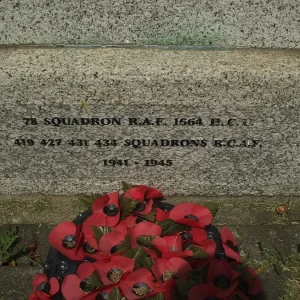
[152,257,192,282]
[233,290,250,300]
[99,231,126,255]
[152,235,193,259]
[48,222,85,261]
[82,286,117,300]
[119,268,157,300]
[92,192,121,227]
[123,185,161,215]
[82,219,128,257]
[155,208,170,221]
[120,215,138,229]
[235,266,262,296]
[124,185,164,201]
[155,280,177,300]
[112,220,131,235]
[130,221,162,248]
[169,203,213,228]
[181,227,208,245]
[61,262,96,300]
[220,226,242,263]
[188,239,216,268]
[94,256,135,285]
[187,283,219,300]
[206,259,240,299]
[29,274,59,300]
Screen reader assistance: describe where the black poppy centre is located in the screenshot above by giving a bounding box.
[134,202,146,212]
[110,245,120,254]
[214,275,232,289]
[95,292,109,300]
[80,278,96,292]
[83,242,98,254]
[132,282,151,296]
[107,268,124,283]
[62,235,76,249]
[184,214,199,221]
[103,204,119,216]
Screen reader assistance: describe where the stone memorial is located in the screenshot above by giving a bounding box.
[1,47,300,196]
[1,0,300,48]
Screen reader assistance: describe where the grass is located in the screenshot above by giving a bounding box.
[244,241,300,300]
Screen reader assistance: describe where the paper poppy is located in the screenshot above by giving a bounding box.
[92,192,121,227]
[130,221,162,248]
[152,235,193,259]
[181,227,207,245]
[94,255,135,285]
[220,226,242,263]
[155,208,170,221]
[81,286,117,300]
[61,262,96,300]
[123,185,159,215]
[152,257,192,282]
[169,203,213,228]
[124,185,164,201]
[48,222,85,261]
[188,239,216,268]
[237,266,262,296]
[29,274,59,300]
[119,268,157,300]
[187,283,219,300]
[99,231,126,255]
[206,259,240,298]
[155,280,177,300]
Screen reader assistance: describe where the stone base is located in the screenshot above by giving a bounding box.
[0,48,300,195]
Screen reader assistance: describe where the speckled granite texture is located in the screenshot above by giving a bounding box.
[0,0,300,48]
[0,48,300,195]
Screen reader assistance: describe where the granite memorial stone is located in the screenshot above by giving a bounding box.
[0,0,300,48]
[0,47,300,196]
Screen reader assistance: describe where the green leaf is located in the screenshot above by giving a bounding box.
[78,194,102,209]
[122,181,135,191]
[84,271,103,289]
[120,197,140,219]
[143,210,156,222]
[92,226,111,243]
[0,227,24,264]
[153,293,164,300]
[203,202,219,216]
[108,287,123,300]
[176,279,193,299]
[131,246,154,271]
[156,219,191,236]
[136,236,156,247]
[116,235,132,254]
[186,268,206,284]
[184,244,209,259]
[144,293,165,300]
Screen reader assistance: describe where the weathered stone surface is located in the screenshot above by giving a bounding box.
[0,0,300,48]
[0,48,300,195]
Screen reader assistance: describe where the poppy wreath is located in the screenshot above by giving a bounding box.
[29,183,262,300]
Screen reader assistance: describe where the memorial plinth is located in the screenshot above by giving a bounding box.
[1,0,300,48]
[0,48,300,195]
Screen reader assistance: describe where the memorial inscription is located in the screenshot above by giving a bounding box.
[1,48,299,196]
[13,116,261,160]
